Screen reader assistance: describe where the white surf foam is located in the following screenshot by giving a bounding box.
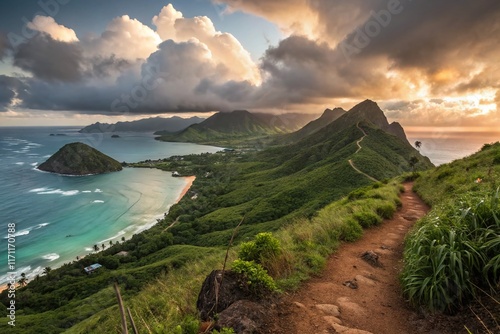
[82,190,92,193]
[41,253,60,261]
[29,187,49,193]
[37,189,79,196]
[93,200,104,203]
[94,188,103,193]
[30,162,38,166]
[98,230,126,244]
[15,162,25,165]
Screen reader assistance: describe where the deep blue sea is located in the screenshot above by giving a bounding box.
[0,127,221,285]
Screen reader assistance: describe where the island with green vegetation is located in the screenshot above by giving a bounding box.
[37,142,123,175]
[1,101,498,334]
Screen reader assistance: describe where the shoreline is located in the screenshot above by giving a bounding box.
[0,175,197,293]
[176,176,196,203]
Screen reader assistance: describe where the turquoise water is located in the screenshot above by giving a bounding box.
[0,127,221,285]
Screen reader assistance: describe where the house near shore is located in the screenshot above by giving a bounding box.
[84,263,102,274]
[172,171,181,177]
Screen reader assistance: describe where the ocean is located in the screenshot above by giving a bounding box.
[406,130,500,166]
[0,127,221,285]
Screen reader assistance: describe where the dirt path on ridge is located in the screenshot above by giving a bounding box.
[262,182,430,334]
[348,123,378,183]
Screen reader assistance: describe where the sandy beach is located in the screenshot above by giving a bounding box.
[176,176,196,203]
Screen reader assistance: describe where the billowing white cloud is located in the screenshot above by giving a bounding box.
[153,4,261,84]
[82,15,161,60]
[27,16,78,43]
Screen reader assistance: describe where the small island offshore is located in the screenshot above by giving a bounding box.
[37,142,123,175]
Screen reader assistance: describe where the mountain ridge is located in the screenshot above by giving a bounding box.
[79,116,204,133]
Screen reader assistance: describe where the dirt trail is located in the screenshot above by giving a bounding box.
[348,123,378,183]
[262,183,430,334]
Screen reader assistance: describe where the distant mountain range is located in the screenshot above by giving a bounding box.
[79,116,205,133]
[155,111,317,143]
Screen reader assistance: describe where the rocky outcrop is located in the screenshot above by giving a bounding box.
[38,142,122,175]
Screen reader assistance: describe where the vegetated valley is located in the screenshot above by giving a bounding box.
[1,100,498,333]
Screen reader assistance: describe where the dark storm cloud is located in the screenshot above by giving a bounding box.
[89,55,134,78]
[355,1,500,71]
[0,32,9,60]
[0,75,25,111]
[13,33,83,82]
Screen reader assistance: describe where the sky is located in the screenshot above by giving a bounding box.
[0,0,499,128]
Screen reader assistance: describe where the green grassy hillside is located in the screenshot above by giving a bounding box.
[402,143,500,317]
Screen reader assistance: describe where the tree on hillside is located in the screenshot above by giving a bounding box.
[93,244,99,252]
[43,267,52,276]
[18,273,28,287]
[109,240,113,247]
[415,141,422,150]
[101,243,106,251]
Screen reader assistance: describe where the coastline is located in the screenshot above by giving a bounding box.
[0,175,197,293]
[176,176,196,203]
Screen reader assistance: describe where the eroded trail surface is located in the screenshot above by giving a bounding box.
[263,183,430,334]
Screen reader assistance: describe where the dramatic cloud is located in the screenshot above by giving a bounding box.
[81,15,161,61]
[13,33,83,82]
[153,4,260,84]
[0,32,9,60]
[1,1,500,127]
[27,16,79,42]
[0,75,26,111]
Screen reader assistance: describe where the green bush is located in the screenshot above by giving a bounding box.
[231,259,278,294]
[353,211,382,228]
[401,190,500,313]
[238,232,281,264]
[339,218,363,241]
[376,202,396,219]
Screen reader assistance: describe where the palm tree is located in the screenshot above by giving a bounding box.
[101,243,106,251]
[76,255,80,261]
[415,141,422,150]
[18,273,28,287]
[121,236,126,242]
[43,267,52,276]
[109,240,113,247]
[93,244,99,252]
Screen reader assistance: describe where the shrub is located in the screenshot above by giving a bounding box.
[231,260,278,294]
[353,211,382,228]
[401,190,500,313]
[376,202,396,219]
[238,232,281,264]
[339,218,363,242]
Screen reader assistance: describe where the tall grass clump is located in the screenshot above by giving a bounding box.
[401,189,500,313]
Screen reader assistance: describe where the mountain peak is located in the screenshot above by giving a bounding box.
[348,99,388,128]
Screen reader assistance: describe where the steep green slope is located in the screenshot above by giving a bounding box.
[402,142,500,316]
[38,142,122,175]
